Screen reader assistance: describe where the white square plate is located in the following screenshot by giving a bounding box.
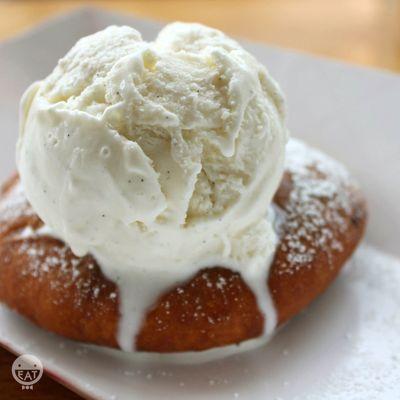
[0,7,399,400]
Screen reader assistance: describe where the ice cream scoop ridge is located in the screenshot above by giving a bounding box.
[17,23,288,353]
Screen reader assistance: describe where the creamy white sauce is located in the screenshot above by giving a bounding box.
[26,208,278,353]
[103,207,278,352]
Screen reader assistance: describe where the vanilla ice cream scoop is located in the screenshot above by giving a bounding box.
[17,23,288,352]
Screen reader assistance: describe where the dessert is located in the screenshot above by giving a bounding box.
[0,23,366,359]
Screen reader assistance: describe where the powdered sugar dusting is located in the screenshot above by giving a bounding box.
[305,245,400,399]
[0,181,36,235]
[14,239,114,309]
[276,139,359,275]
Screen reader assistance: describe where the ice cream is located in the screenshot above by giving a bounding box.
[17,23,288,352]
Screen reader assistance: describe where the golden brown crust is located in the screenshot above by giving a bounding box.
[0,143,367,352]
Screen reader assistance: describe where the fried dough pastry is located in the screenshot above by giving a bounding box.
[0,140,367,352]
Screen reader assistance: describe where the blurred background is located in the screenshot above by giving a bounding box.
[0,1,399,399]
[0,0,399,72]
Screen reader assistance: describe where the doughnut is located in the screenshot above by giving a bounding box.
[0,139,367,353]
